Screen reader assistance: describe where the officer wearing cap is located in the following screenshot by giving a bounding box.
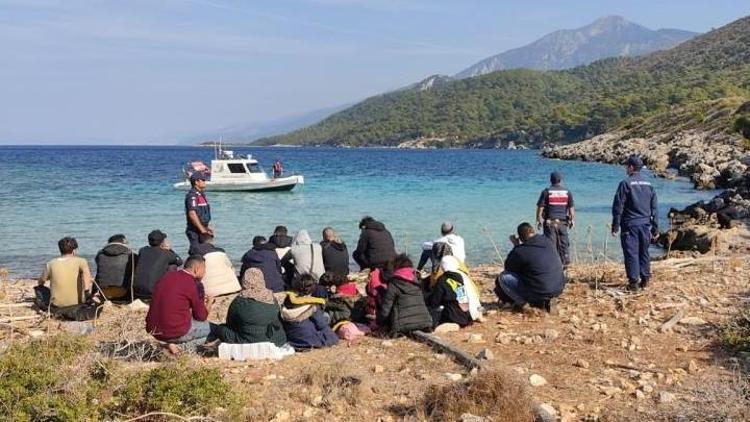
[185,172,212,253]
[611,155,658,292]
[536,171,575,267]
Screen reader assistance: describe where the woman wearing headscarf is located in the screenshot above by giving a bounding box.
[212,268,287,346]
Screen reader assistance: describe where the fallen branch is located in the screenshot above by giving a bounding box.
[659,309,685,333]
[606,361,660,373]
[411,330,485,370]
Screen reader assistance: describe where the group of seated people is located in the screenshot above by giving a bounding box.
[37,216,566,354]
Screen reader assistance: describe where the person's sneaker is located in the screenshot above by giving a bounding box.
[626,282,641,292]
[639,278,650,290]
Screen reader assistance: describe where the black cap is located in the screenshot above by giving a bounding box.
[550,171,562,184]
[148,230,167,245]
[190,171,207,181]
[625,155,644,170]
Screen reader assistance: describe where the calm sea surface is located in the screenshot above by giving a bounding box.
[0,146,714,278]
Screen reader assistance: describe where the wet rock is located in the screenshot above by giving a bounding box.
[529,374,548,387]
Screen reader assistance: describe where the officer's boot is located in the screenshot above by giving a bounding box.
[639,277,650,290]
[626,279,641,292]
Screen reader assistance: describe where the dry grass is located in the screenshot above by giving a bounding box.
[420,369,534,422]
[297,363,369,412]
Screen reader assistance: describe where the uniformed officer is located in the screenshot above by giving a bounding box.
[185,172,212,253]
[536,171,575,267]
[611,155,658,292]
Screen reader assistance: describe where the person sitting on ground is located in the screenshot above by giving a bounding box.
[377,254,433,337]
[353,216,397,271]
[269,225,293,257]
[95,234,138,301]
[494,222,565,313]
[145,255,218,354]
[320,227,350,276]
[319,272,365,328]
[280,274,339,350]
[240,236,285,292]
[37,236,102,321]
[199,233,241,297]
[425,255,482,328]
[133,230,182,299]
[417,221,466,271]
[286,229,325,284]
[213,268,287,347]
[189,232,225,256]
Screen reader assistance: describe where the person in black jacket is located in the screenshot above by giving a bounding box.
[494,223,564,313]
[269,226,293,249]
[239,236,285,293]
[377,254,432,336]
[353,216,396,271]
[95,234,137,301]
[320,227,350,276]
[133,230,183,299]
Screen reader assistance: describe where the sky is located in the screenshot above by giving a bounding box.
[1,0,748,144]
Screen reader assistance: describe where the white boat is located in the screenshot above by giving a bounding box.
[173,148,304,192]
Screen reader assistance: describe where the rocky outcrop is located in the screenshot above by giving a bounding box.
[543,130,748,190]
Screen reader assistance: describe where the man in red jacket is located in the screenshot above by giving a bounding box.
[146,255,216,354]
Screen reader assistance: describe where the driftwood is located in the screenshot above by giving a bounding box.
[659,309,685,333]
[412,330,485,370]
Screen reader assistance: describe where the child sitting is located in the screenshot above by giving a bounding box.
[320,272,366,330]
[377,254,433,337]
[280,274,339,350]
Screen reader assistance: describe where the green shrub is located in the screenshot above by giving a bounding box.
[734,115,750,140]
[721,310,750,352]
[111,361,242,419]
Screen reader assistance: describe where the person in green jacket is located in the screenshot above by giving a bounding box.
[213,268,287,346]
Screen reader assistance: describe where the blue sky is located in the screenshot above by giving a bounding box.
[1,0,748,144]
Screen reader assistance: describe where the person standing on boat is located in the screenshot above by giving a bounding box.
[611,155,658,292]
[273,159,283,179]
[185,172,212,253]
[536,171,575,268]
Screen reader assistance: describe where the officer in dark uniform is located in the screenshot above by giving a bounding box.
[185,172,212,254]
[611,155,658,292]
[536,171,575,267]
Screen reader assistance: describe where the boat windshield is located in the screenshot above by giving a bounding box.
[247,163,262,173]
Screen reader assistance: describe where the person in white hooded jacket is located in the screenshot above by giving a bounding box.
[287,229,325,282]
[418,222,466,271]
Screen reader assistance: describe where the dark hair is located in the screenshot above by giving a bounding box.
[319,272,348,288]
[359,216,375,229]
[108,234,127,244]
[388,253,413,271]
[273,226,288,236]
[550,171,562,184]
[147,230,166,247]
[252,236,267,248]
[183,254,205,270]
[292,273,317,296]
[517,222,535,241]
[58,237,78,255]
[199,232,214,243]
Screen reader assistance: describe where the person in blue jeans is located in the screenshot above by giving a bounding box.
[611,155,658,292]
[494,223,565,313]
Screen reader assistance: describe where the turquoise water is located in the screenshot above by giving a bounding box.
[0,146,714,278]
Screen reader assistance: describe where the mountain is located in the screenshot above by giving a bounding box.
[183,103,351,145]
[455,15,698,78]
[257,15,750,148]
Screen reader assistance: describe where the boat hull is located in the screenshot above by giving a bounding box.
[173,175,304,192]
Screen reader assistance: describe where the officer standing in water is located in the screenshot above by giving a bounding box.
[611,155,658,292]
[536,171,575,267]
[185,171,212,253]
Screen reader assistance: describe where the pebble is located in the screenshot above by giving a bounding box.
[467,333,485,344]
[381,340,395,348]
[373,365,385,374]
[262,374,277,381]
[446,373,463,382]
[687,360,699,373]
[544,329,559,341]
[529,374,548,387]
[575,359,590,369]
[659,391,676,403]
[28,330,45,338]
[476,348,495,361]
[272,411,291,422]
[495,334,512,345]
[634,389,646,400]
[460,413,486,422]
[434,323,460,334]
[302,407,315,418]
[534,403,557,422]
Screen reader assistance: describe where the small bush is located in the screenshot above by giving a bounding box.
[733,115,750,140]
[111,361,242,419]
[300,364,366,410]
[421,369,534,422]
[721,309,750,352]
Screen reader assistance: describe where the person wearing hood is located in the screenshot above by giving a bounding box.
[213,268,287,346]
[353,216,396,271]
[95,234,137,301]
[287,229,325,283]
[199,233,241,297]
[320,227,350,276]
[240,236,285,292]
[133,230,182,299]
[494,223,564,313]
[425,255,482,328]
[280,274,338,349]
[377,254,433,337]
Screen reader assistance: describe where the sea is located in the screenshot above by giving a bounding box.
[0,146,716,278]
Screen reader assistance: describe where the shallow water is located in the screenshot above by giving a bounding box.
[0,146,714,278]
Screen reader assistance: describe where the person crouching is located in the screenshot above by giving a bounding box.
[280,274,339,350]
